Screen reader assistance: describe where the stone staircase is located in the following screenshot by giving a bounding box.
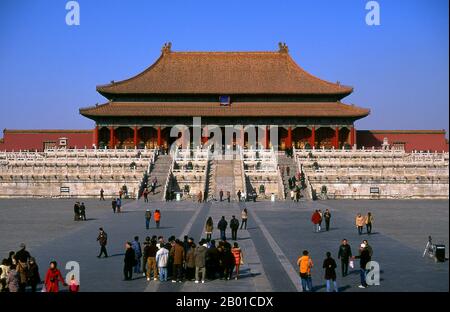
[146,154,172,201]
[214,160,236,201]
[278,152,311,200]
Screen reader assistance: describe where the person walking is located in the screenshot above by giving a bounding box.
[226,191,231,202]
[170,240,185,283]
[237,190,242,202]
[144,239,158,281]
[143,187,149,203]
[230,216,240,241]
[205,217,214,241]
[219,189,224,202]
[217,216,228,241]
[131,236,142,274]
[145,209,152,230]
[363,240,374,257]
[142,237,150,277]
[240,208,248,230]
[318,210,323,231]
[112,198,117,214]
[355,214,365,235]
[154,209,161,229]
[79,202,87,221]
[44,261,67,292]
[231,242,244,280]
[323,252,338,292]
[97,228,108,258]
[365,212,374,234]
[354,243,372,288]
[194,239,207,283]
[197,191,203,203]
[100,188,105,201]
[116,197,122,213]
[338,239,352,277]
[297,250,314,292]
[324,209,331,231]
[156,243,169,282]
[123,242,136,281]
[311,210,322,233]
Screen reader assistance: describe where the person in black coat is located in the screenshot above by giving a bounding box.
[124,242,136,281]
[323,252,338,292]
[354,243,372,288]
[229,216,240,241]
[337,239,352,277]
[206,240,219,280]
[73,202,80,221]
[217,217,228,241]
[28,257,41,292]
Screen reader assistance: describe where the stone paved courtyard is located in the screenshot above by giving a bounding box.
[0,198,448,292]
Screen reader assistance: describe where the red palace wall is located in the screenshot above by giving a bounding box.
[357,130,449,152]
[0,128,448,152]
[0,130,94,151]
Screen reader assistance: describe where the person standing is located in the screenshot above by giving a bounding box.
[145,209,152,230]
[338,239,352,277]
[217,216,228,241]
[194,239,207,283]
[28,257,41,292]
[170,240,185,283]
[123,242,136,281]
[0,259,10,292]
[240,208,248,230]
[226,191,231,202]
[324,209,331,231]
[205,217,214,241]
[354,243,372,289]
[68,274,80,292]
[143,187,149,203]
[355,214,365,235]
[230,216,240,241]
[7,264,19,292]
[79,202,87,221]
[297,250,314,292]
[142,237,150,277]
[145,239,158,281]
[100,188,105,201]
[365,212,374,235]
[156,243,169,282]
[311,210,322,233]
[112,198,117,214]
[73,202,80,221]
[231,242,244,280]
[219,189,224,202]
[97,228,108,258]
[198,191,203,203]
[154,209,161,229]
[237,190,242,202]
[323,252,338,292]
[363,240,374,257]
[131,236,142,274]
[44,261,67,292]
[185,242,196,281]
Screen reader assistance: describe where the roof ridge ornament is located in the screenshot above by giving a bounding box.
[162,42,172,55]
[278,42,289,53]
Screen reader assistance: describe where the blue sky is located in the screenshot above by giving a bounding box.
[0,0,448,135]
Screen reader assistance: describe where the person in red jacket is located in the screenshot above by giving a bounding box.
[311,210,322,233]
[44,261,67,292]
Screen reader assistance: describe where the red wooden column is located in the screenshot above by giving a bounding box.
[350,126,356,147]
[287,126,292,148]
[157,126,162,147]
[240,126,245,147]
[264,126,269,149]
[334,127,340,149]
[133,126,138,147]
[310,126,315,148]
[93,125,99,148]
[109,126,115,149]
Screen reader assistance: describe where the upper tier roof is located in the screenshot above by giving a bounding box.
[96,43,353,97]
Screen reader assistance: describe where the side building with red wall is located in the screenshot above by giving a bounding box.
[357,130,449,152]
[0,129,94,151]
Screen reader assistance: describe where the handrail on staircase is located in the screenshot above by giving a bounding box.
[162,146,176,201]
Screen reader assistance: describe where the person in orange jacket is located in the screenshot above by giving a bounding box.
[154,209,161,229]
[297,250,314,292]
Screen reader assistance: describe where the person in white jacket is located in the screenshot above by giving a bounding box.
[156,244,169,282]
